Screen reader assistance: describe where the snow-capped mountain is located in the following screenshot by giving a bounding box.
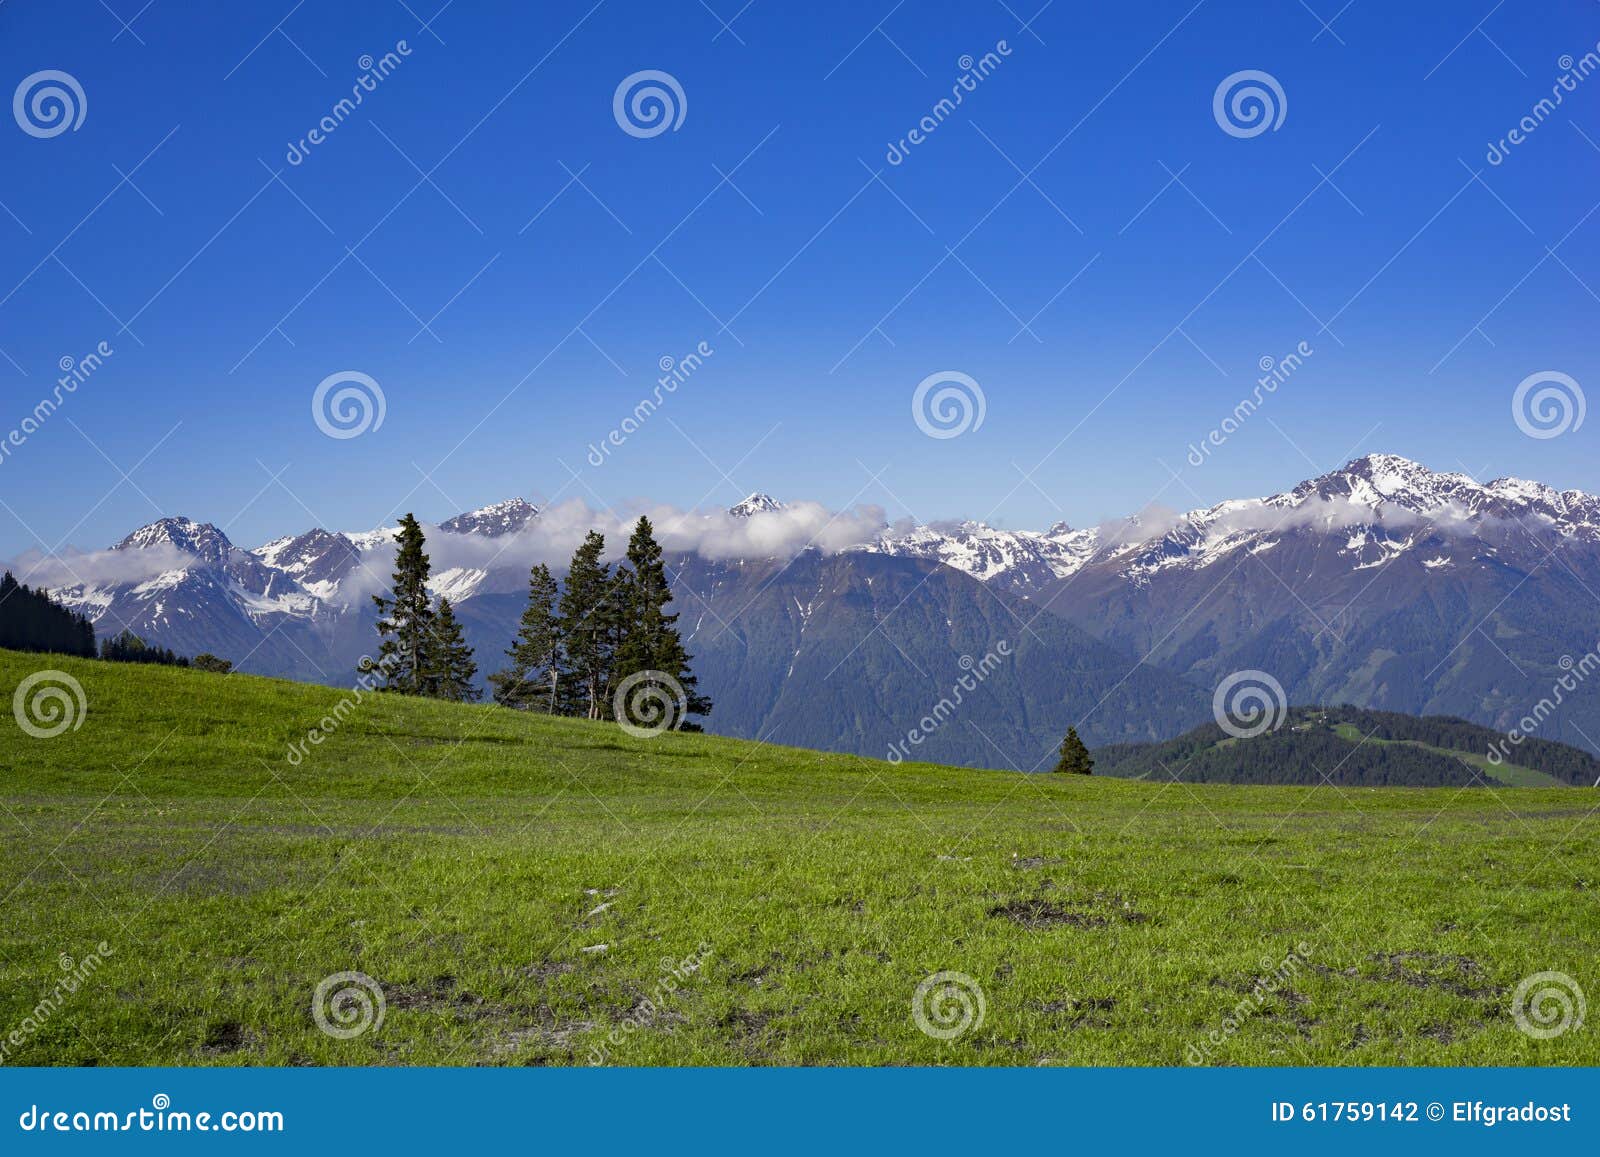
[13,458,1600,758]
[439,498,540,537]
[729,493,785,517]
[114,516,235,567]
[253,529,367,602]
[859,453,1600,591]
[855,519,1098,594]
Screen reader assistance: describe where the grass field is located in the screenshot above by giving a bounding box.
[1,648,1596,1066]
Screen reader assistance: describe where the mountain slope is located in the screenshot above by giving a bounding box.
[667,549,1209,767]
[1096,705,1600,787]
[8,648,1597,1066]
[16,454,1600,761]
[1028,458,1600,755]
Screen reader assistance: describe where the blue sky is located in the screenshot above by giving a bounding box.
[1,0,1597,558]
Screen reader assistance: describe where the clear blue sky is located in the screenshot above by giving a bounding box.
[1,0,1597,557]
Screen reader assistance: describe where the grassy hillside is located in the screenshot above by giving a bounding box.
[1,649,1596,1066]
[1096,706,1599,787]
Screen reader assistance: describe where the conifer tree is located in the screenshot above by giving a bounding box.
[558,531,615,719]
[613,516,711,729]
[370,514,434,695]
[490,563,564,711]
[425,597,480,701]
[1053,726,1094,774]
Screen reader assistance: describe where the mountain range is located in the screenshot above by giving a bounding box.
[10,453,1598,768]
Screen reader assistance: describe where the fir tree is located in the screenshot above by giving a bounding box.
[613,516,711,729]
[489,563,563,711]
[370,514,434,695]
[425,597,480,702]
[558,531,616,719]
[1054,726,1094,774]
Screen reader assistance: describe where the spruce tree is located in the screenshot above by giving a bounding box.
[613,516,711,730]
[1054,726,1094,775]
[490,563,564,711]
[370,514,434,695]
[558,531,615,719]
[425,597,480,701]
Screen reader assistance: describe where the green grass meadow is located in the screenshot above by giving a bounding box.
[1,649,1595,1066]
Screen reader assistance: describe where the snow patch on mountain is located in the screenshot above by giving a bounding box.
[856,520,1100,591]
[18,455,1600,651]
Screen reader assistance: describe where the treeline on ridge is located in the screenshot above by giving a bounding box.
[0,571,232,672]
[1095,704,1600,786]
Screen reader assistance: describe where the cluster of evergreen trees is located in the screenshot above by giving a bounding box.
[99,629,189,667]
[491,517,709,728]
[367,513,710,731]
[0,572,95,656]
[0,573,235,672]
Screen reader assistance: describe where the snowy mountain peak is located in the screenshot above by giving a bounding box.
[729,493,784,517]
[114,517,234,566]
[252,528,364,593]
[439,498,540,538]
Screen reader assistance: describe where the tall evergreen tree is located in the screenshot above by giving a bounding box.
[490,563,564,711]
[425,597,480,702]
[558,531,616,719]
[1054,726,1094,774]
[612,516,711,729]
[370,514,434,695]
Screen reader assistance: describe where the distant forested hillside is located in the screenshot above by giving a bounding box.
[0,572,96,657]
[1095,705,1600,788]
